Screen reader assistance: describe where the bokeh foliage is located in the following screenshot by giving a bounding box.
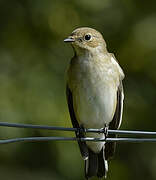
[0,0,156,179]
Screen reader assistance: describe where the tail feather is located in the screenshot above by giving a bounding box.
[97,147,108,178]
[85,148,108,179]
[85,149,98,178]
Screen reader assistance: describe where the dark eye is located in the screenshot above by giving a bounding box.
[84,34,91,41]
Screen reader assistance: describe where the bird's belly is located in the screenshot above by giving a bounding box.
[74,82,117,129]
[73,81,117,153]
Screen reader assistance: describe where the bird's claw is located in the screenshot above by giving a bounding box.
[77,126,86,137]
[102,126,108,140]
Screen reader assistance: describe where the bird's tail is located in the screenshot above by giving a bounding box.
[85,147,108,179]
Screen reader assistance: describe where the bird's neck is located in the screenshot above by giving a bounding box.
[75,45,108,60]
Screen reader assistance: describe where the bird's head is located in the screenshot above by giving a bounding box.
[64,27,107,55]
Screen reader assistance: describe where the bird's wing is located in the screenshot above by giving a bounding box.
[66,85,88,159]
[109,53,125,80]
[110,81,124,129]
[105,81,124,160]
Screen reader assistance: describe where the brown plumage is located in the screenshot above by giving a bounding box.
[64,27,124,179]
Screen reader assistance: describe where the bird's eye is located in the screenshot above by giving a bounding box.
[84,34,92,41]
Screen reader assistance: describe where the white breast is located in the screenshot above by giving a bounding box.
[75,80,117,128]
[69,54,121,152]
[76,81,117,152]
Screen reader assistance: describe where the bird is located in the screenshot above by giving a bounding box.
[64,27,124,179]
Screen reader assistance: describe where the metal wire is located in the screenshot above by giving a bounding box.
[0,121,156,136]
[0,121,156,144]
[0,137,156,144]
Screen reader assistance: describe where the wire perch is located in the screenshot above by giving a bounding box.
[0,137,156,145]
[0,122,156,135]
[0,122,156,144]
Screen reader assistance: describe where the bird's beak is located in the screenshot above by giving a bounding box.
[64,36,75,43]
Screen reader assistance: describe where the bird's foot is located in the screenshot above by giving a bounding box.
[77,125,86,137]
[102,125,109,140]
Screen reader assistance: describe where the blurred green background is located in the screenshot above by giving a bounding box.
[0,0,156,179]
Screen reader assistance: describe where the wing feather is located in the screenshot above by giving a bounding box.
[66,85,89,159]
[105,81,124,160]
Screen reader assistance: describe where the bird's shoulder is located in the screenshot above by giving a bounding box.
[66,55,80,89]
[108,53,125,80]
[67,55,78,76]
